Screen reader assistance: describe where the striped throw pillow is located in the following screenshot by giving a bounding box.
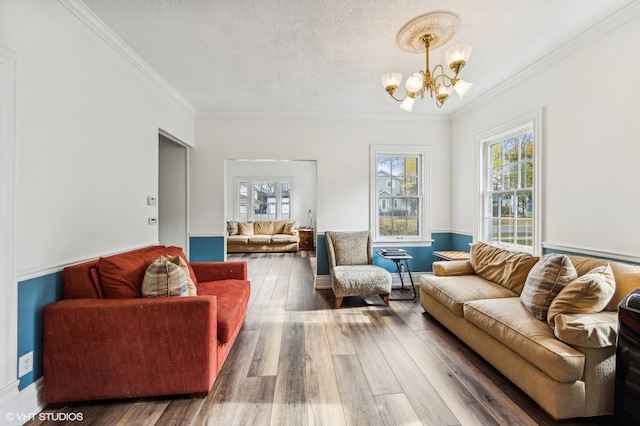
[141,255,189,298]
[520,254,577,320]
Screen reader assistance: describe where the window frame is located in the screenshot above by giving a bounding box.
[234,177,293,222]
[370,145,431,245]
[475,110,542,255]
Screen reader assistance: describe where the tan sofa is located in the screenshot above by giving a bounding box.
[420,242,640,420]
[226,220,299,253]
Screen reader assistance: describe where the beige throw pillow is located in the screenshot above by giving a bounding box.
[520,254,577,321]
[284,221,296,235]
[238,222,254,236]
[165,254,197,296]
[547,264,615,327]
[469,242,539,293]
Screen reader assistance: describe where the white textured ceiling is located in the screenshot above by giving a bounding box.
[82,0,637,116]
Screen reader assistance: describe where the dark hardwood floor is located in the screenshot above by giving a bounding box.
[28,252,615,425]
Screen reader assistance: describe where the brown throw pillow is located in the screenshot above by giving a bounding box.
[547,264,616,327]
[469,242,539,293]
[164,254,197,296]
[520,254,577,321]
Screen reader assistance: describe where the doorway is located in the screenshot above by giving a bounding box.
[158,131,189,254]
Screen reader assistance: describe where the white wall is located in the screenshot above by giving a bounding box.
[450,13,640,258]
[192,114,451,236]
[1,0,195,275]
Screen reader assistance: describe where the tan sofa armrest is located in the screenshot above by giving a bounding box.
[552,311,617,348]
[433,260,474,276]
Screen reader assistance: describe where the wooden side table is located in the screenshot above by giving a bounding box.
[433,250,470,261]
[298,228,314,250]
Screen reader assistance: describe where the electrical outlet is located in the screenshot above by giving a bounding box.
[18,352,33,378]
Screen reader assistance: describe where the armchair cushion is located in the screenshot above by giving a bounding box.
[332,265,392,297]
[328,231,370,265]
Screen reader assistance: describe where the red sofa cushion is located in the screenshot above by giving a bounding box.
[197,279,250,343]
[97,246,196,299]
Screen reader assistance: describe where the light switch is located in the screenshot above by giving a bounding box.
[147,196,157,206]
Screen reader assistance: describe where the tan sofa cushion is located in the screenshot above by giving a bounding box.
[547,264,615,327]
[238,222,254,236]
[271,234,299,243]
[419,274,517,316]
[227,235,249,245]
[463,297,585,382]
[248,235,271,244]
[254,221,275,235]
[520,254,577,321]
[551,312,617,348]
[469,242,539,294]
[433,260,475,276]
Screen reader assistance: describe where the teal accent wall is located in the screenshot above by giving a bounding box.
[317,232,471,276]
[451,233,473,251]
[17,272,62,390]
[189,236,225,261]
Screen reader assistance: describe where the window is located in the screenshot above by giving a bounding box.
[477,111,541,254]
[236,179,291,221]
[371,145,429,243]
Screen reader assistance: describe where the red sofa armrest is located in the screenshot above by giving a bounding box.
[190,261,247,282]
[43,296,217,404]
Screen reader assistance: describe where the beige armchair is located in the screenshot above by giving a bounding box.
[325,231,392,308]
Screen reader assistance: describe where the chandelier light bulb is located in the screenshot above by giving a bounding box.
[399,93,416,112]
[405,73,424,93]
[445,44,472,72]
[453,79,474,98]
[437,84,453,96]
[381,72,402,89]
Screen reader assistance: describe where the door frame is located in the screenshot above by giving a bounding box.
[158,129,190,256]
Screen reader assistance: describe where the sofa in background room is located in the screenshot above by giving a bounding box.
[226,220,299,253]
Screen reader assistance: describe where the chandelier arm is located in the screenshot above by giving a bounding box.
[431,64,458,89]
[386,90,407,102]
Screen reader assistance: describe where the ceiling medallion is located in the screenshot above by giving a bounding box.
[381,12,473,111]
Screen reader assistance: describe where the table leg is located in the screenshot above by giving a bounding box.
[390,259,417,302]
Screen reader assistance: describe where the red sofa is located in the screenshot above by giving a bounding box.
[42,245,250,405]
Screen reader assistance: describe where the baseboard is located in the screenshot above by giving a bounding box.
[315,275,331,290]
[0,378,44,425]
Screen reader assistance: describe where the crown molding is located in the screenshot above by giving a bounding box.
[195,110,451,123]
[58,0,196,115]
[450,0,640,121]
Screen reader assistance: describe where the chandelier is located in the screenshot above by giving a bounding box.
[381,12,473,111]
